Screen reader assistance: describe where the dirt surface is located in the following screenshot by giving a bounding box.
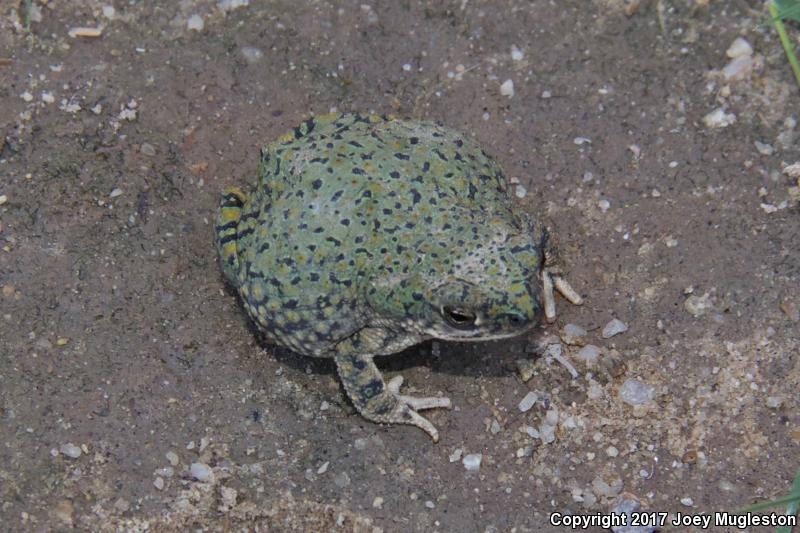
[1,0,799,531]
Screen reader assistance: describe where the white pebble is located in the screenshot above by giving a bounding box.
[510,45,524,61]
[760,203,778,214]
[402,63,412,71]
[165,451,179,466]
[784,162,800,177]
[60,443,82,459]
[766,396,783,408]
[218,0,250,12]
[619,378,654,406]
[372,496,384,509]
[241,46,263,63]
[703,108,736,129]
[190,462,213,482]
[605,445,619,457]
[573,137,591,145]
[726,37,753,58]
[540,90,551,98]
[561,323,587,345]
[462,453,482,471]
[681,497,694,507]
[754,141,774,155]
[102,5,116,19]
[187,14,205,31]
[518,391,538,412]
[41,92,55,104]
[449,448,463,462]
[684,293,713,316]
[722,55,753,82]
[575,345,600,365]
[109,188,123,198]
[602,318,628,338]
[316,461,329,474]
[21,91,33,102]
[153,477,164,490]
[0,194,7,205]
[598,199,610,213]
[514,184,527,198]
[500,79,515,97]
[425,500,435,509]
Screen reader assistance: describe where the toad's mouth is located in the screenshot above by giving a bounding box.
[427,322,539,341]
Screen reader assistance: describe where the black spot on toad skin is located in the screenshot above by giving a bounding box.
[313,227,325,233]
[352,167,365,175]
[389,170,400,179]
[410,136,419,144]
[394,152,410,161]
[309,272,320,281]
[382,208,393,215]
[454,138,464,147]
[331,190,344,202]
[312,178,323,189]
[348,140,364,148]
[360,379,384,398]
[340,218,350,226]
[422,161,430,172]
[326,236,342,246]
[468,182,478,199]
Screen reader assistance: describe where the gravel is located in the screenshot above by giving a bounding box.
[462,453,482,471]
[602,319,628,338]
[190,462,213,482]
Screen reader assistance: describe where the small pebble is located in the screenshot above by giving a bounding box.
[372,496,384,509]
[187,14,204,31]
[166,451,179,466]
[21,91,33,102]
[41,92,55,104]
[190,462,213,482]
[60,443,82,459]
[425,500,435,509]
[605,445,619,457]
[518,391,538,412]
[334,471,351,488]
[684,293,713,317]
[680,497,694,507]
[619,378,654,406]
[354,438,368,450]
[726,37,753,58]
[510,45,524,61]
[703,108,736,129]
[109,188,123,198]
[540,90,551,98]
[598,199,610,213]
[515,359,536,382]
[754,141,774,156]
[766,396,784,408]
[602,318,628,338]
[561,323,587,346]
[317,461,329,474]
[574,137,591,145]
[462,453,482,471]
[449,448,463,462]
[402,63,412,72]
[500,79,515,97]
[114,498,130,512]
[140,143,156,156]
[153,477,164,490]
[0,194,6,205]
[241,46,263,63]
[490,419,501,434]
[575,344,600,366]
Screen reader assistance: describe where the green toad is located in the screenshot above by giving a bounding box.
[216,112,582,441]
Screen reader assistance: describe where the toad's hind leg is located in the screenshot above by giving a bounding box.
[215,187,247,286]
[334,352,451,442]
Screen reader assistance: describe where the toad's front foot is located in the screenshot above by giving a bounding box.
[541,268,583,322]
[334,353,451,442]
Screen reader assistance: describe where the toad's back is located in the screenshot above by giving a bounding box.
[217,112,517,355]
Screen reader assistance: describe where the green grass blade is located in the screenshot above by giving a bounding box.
[775,470,800,533]
[770,1,800,89]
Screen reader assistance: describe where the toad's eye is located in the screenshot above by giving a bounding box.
[442,306,477,329]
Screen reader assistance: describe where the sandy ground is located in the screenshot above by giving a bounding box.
[1,0,798,531]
